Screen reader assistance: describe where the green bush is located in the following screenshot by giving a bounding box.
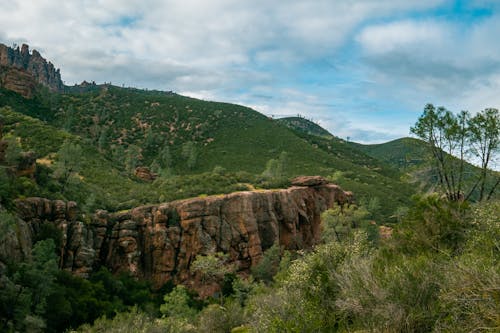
[394,194,471,254]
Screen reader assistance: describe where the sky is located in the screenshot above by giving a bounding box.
[0,0,499,143]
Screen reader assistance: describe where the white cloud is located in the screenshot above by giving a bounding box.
[356,20,451,55]
[0,0,464,143]
[356,14,500,117]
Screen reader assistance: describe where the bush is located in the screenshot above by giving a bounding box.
[251,243,282,283]
[394,194,471,254]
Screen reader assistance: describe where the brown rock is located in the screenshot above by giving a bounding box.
[134,166,157,182]
[0,43,64,96]
[291,175,329,187]
[10,180,352,295]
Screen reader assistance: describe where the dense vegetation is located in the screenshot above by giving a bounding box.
[59,196,498,333]
[0,85,416,218]
[1,82,499,332]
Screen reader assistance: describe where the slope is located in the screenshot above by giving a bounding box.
[0,85,415,218]
[350,137,430,170]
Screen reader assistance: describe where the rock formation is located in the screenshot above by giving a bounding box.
[134,166,158,182]
[4,177,351,293]
[0,43,63,97]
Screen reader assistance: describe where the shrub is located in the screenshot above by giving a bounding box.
[394,194,471,254]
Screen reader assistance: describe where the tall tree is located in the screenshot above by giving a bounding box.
[468,108,500,201]
[411,104,471,201]
[412,104,499,201]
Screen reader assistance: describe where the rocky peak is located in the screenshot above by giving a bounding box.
[0,43,64,97]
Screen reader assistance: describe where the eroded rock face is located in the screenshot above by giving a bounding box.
[6,181,351,292]
[0,43,63,96]
[0,66,38,98]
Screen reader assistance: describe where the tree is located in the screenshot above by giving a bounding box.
[181,141,198,170]
[467,108,500,201]
[97,126,109,153]
[262,151,288,181]
[3,136,23,166]
[411,104,469,201]
[124,144,142,173]
[251,243,282,283]
[411,104,500,201]
[190,252,234,286]
[160,285,197,319]
[158,144,173,170]
[0,239,59,332]
[53,140,83,194]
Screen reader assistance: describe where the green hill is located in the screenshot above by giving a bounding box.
[350,137,430,170]
[0,85,416,219]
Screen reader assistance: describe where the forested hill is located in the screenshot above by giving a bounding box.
[0,84,414,218]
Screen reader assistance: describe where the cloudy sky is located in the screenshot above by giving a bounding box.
[1,0,499,143]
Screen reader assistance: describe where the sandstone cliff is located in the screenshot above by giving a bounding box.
[0,43,63,97]
[4,178,351,292]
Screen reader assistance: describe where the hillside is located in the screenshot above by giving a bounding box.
[0,84,415,218]
[350,137,430,170]
[276,116,334,138]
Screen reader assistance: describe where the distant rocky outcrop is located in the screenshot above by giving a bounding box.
[4,179,351,295]
[0,43,63,97]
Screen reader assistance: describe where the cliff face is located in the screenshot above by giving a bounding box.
[0,43,63,97]
[5,179,350,292]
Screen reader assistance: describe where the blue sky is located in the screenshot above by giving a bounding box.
[1,0,499,143]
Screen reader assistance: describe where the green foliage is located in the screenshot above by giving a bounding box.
[0,209,16,241]
[262,151,288,181]
[3,135,22,165]
[197,300,245,333]
[124,144,142,172]
[251,243,282,283]
[160,285,198,319]
[468,108,500,201]
[190,252,235,285]
[2,87,417,219]
[435,201,500,331]
[247,232,371,332]
[395,194,471,254]
[321,203,380,246]
[335,254,442,332]
[33,222,63,250]
[74,306,170,333]
[181,141,198,170]
[53,140,83,193]
[276,116,334,138]
[0,239,58,332]
[410,104,499,201]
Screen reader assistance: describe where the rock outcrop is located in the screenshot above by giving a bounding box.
[134,166,158,182]
[5,179,351,292]
[0,43,63,97]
